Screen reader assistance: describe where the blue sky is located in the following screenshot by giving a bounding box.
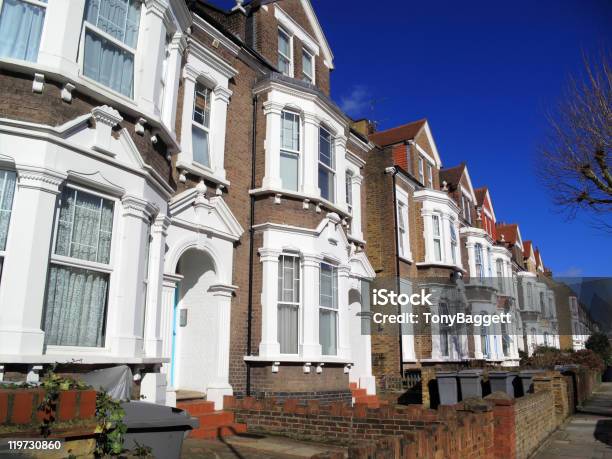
[214,0,612,276]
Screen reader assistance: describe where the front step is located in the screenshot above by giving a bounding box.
[350,383,386,409]
[177,399,246,439]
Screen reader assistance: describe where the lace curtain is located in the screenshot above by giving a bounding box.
[319,264,338,356]
[277,255,299,354]
[0,0,46,61]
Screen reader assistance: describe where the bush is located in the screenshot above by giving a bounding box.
[523,347,604,371]
[586,332,611,365]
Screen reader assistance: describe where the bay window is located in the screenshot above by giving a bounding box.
[449,221,457,265]
[43,187,115,347]
[496,258,504,291]
[278,254,299,354]
[280,110,300,191]
[82,0,141,97]
[278,27,292,76]
[0,170,16,282]
[432,214,442,262]
[192,82,212,167]
[318,126,335,201]
[319,262,337,356]
[302,48,314,83]
[0,0,46,62]
[474,243,484,278]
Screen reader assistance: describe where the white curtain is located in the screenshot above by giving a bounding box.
[319,264,337,355]
[44,265,108,347]
[0,170,17,251]
[83,30,134,97]
[278,305,298,354]
[0,0,46,61]
[319,309,337,356]
[277,255,299,354]
[280,152,298,191]
[192,126,210,167]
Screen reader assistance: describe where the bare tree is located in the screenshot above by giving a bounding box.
[539,54,611,230]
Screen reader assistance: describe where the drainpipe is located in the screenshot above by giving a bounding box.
[384,165,403,377]
[246,94,258,396]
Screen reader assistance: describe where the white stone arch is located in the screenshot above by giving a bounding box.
[165,233,230,285]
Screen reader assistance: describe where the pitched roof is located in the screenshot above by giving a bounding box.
[535,248,543,269]
[474,187,488,206]
[496,223,519,244]
[523,241,533,258]
[368,119,427,147]
[439,163,466,189]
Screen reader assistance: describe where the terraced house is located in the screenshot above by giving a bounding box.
[0,0,582,417]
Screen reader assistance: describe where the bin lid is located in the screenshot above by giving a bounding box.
[120,402,199,430]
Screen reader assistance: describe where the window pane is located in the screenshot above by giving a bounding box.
[319,128,332,167]
[281,112,299,151]
[278,304,298,354]
[0,170,16,251]
[0,0,46,62]
[278,55,290,76]
[432,215,440,236]
[319,309,337,355]
[83,29,135,97]
[319,264,337,309]
[318,166,334,201]
[345,172,353,208]
[280,151,298,191]
[44,264,109,347]
[434,239,442,261]
[193,83,211,128]
[85,0,140,48]
[71,192,104,262]
[278,28,290,56]
[192,125,210,167]
[302,50,313,82]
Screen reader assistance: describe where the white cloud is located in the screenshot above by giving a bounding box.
[339,85,370,117]
[557,266,583,277]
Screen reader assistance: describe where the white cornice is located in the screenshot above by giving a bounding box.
[186,39,239,81]
[295,0,334,69]
[274,5,320,56]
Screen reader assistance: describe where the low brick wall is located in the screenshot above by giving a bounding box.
[514,390,556,459]
[225,396,494,458]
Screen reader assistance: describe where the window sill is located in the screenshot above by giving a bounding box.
[398,255,413,264]
[176,159,230,188]
[0,353,168,364]
[249,186,351,218]
[416,261,464,271]
[50,255,113,274]
[244,355,353,365]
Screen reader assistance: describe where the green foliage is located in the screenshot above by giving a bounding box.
[586,332,611,364]
[94,391,128,457]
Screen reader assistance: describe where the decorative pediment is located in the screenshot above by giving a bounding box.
[169,182,244,242]
[349,250,376,280]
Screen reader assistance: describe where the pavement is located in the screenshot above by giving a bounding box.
[533,382,612,459]
[181,433,347,459]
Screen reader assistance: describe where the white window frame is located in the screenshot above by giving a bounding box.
[345,170,353,214]
[319,262,338,356]
[427,163,433,189]
[191,81,213,168]
[79,0,141,99]
[45,184,118,350]
[496,258,504,292]
[280,110,301,191]
[461,194,471,224]
[397,200,410,259]
[474,243,484,279]
[449,220,457,265]
[318,125,335,202]
[301,47,315,84]
[277,254,300,355]
[0,0,48,62]
[278,27,293,77]
[418,156,424,184]
[432,213,442,262]
[0,169,17,283]
[439,302,450,357]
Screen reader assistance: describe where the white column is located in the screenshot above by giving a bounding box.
[350,174,363,240]
[300,254,322,358]
[109,196,156,357]
[37,0,86,76]
[422,210,434,263]
[302,112,319,196]
[465,242,476,278]
[161,32,187,130]
[258,248,281,356]
[441,214,452,264]
[0,168,64,355]
[334,135,348,208]
[336,265,351,359]
[211,85,232,181]
[178,65,197,162]
[160,274,181,368]
[136,0,169,116]
[262,102,283,189]
[206,284,236,410]
[144,215,171,357]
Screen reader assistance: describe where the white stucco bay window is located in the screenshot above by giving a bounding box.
[0,169,16,281]
[414,189,461,269]
[256,84,350,215]
[0,0,47,62]
[253,213,375,364]
[177,49,236,186]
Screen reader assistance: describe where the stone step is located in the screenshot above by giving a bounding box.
[177,400,215,415]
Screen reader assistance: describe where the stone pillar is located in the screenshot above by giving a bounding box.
[109,196,156,357]
[137,0,169,116]
[37,0,86,76]
[207,284,236,410]
[258,248,281,356]
[211,85,232,181]
[300,254,322,358]
[302,112,319,196]
[337,264,351,359]
[350,174,363,240]
[0,167,64,354]
[262,102,283,189]
[161,32,187,129]
[144,215,171,357]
